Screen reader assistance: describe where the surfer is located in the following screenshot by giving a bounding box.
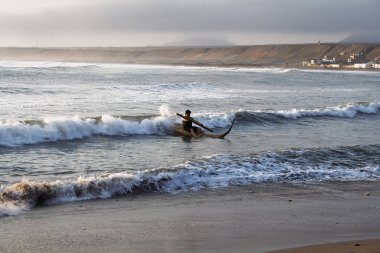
[182,110,201,137]
[175,111,234,138]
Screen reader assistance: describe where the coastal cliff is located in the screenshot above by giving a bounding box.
[1,43,380,67]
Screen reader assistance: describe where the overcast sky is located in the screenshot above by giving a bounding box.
[1,0,379,47]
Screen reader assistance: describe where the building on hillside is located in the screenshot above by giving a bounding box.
[302,52,380,70]
[353,63,367,69]
[365,62,380,69]
[322,56,336,64]
[302,58,321,67]
[321,56,339,68]
[347,53,366,64]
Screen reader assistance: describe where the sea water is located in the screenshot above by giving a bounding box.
[0,61,379,215]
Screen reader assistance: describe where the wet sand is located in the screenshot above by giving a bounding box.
[269,238,380,253]
[0,181,379,253]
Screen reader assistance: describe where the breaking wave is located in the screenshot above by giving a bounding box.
[0,115,174,147]
[0,60,292,74]
[0,102,378,147]
[236,101,380,124]
[1,144,379,216]
[273,101,380,119]
[0,112,235,147]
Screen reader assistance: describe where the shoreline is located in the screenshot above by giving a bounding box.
[268,238,380,253]
[1,44,380,71]
[1,58,379,73]
[1,181,379,253]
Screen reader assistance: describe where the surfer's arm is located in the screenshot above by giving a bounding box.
[176,112,213,132]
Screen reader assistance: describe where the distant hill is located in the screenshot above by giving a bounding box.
[340,33,380,44]
[162,38,234,47]
[1,43,380,67]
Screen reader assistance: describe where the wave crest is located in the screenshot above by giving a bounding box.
[274,102,380,119]
[235,102,380,124]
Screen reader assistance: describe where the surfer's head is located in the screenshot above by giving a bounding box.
[185,110,191,116]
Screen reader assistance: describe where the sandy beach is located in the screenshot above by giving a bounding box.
[1,181,379,253]
[269,238,380,253]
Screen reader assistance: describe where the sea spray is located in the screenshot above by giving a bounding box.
[159,104,174,117]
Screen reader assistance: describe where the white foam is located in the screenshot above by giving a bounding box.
[0,60,292,74]
[1,101,378,147]
[175,153,379,188]
[191,112,236,128]
[0,201,29,216]
[0,173,155,211]
[0,60,96,69]
[274,102,380,119]
[298,68,380,76]
[80,63,292,74]
[0,114,174,147]
[0,107,236,147]
[159,104,174,117]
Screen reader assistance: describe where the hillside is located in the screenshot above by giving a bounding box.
[1,44,380,67]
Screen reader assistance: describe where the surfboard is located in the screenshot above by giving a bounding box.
[204,118,235,138]
[173,118,235,139]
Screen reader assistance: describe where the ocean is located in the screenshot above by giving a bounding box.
[0,61,379,216]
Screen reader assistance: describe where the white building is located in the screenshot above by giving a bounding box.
[322,56,335,64]
[354,63,367,69]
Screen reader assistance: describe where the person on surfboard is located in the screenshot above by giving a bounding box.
[176,111,234,138]
[181,110,201,137]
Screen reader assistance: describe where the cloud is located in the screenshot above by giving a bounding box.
[0,0,379,46]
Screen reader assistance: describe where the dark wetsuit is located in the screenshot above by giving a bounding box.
[183,120,192,131]
[183,120,197,132]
